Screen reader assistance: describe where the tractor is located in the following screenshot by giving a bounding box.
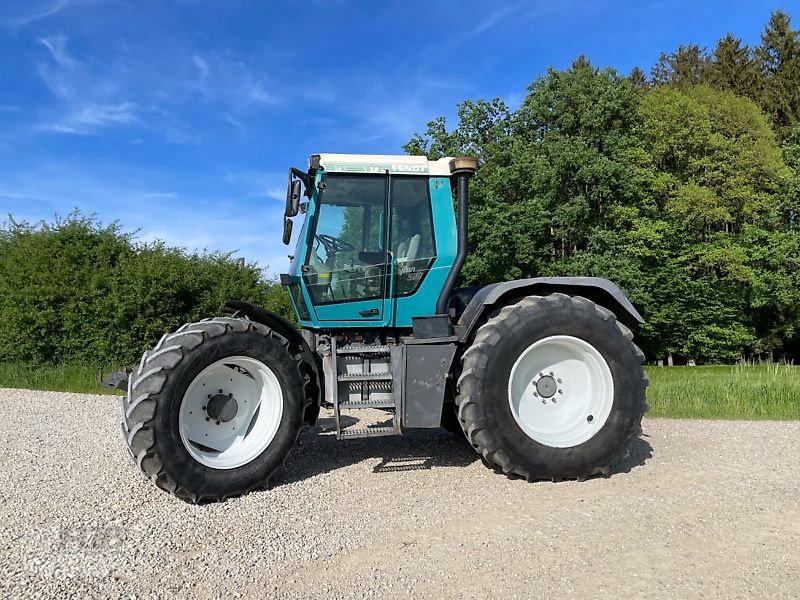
[118,154,648,503]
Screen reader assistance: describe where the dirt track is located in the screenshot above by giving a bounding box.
[1,388,798,599]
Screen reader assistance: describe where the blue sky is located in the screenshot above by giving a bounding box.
[1,0,798,278]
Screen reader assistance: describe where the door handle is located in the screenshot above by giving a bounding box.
[359,308,379,317]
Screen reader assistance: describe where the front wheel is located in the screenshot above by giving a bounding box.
[456,294,648,481]
[121,317,309,503]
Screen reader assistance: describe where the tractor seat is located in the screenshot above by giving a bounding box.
[396,234,421,265]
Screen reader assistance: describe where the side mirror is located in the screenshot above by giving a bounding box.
[285,173,302,217]
[282,217,293,245]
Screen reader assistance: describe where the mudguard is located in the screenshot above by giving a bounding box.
[223,299,323,424]
[455,277,643,342]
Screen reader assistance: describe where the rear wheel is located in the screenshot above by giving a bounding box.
[121,317,309,503]
[456,294,647,481]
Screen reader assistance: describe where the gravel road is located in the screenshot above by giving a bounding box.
[0,388,798,599]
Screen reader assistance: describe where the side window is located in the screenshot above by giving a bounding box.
[304,175,387,305]
[390,177,436,296]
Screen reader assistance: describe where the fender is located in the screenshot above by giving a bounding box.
[455,277,643,342]
[223,299,323,424]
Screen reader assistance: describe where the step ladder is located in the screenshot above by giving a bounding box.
[320,338,402,439]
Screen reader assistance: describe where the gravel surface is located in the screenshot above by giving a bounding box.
[1,388,799,599]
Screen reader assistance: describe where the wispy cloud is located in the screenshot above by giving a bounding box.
[186,52,281,108]
[40,101,139,134]
[2,0,106,27]
[0,163,291,276]
[30,31,282,141]
[224,170,287,201]
[38,33,76,66]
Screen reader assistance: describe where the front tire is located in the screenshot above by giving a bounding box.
[456,294,648,481]
[121,317,309,503]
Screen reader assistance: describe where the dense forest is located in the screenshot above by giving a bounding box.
[404,10,800,364]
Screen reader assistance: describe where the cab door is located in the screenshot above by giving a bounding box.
[301,173,393,326]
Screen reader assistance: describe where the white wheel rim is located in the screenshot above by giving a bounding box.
[179,356,283,469]
[508,335,614,448]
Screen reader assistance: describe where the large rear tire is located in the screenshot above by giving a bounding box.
[121,317,310,503]
[456,294,648,481]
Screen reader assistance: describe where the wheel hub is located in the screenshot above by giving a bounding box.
[508,335,614,448]
[535,374,558,398]
[206,393,238,423]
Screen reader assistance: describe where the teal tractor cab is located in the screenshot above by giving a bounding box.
[119,153,648,503]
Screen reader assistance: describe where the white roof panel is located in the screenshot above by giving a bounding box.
[314,154,453,177]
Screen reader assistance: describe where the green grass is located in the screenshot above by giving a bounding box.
[645,364,800,420]
[1,362,798,419]
[0,363,123,395]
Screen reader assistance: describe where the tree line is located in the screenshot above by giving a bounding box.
[404,10,800,364]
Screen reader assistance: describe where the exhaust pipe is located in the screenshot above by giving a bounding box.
[435,156,478,316]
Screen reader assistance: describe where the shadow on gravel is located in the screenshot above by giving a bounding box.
[609,435,653,476]
[274,417,479,486]
[274,417,653,487]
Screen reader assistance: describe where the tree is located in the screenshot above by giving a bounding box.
[757,10,800,138]
[639,86,788,360]
[708,33,761,100]
[628,66,649,91]
[651,44,711,87]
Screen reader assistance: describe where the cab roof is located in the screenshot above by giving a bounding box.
[313,153,453,177]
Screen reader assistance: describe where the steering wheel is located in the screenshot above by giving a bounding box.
[315,233,354,254]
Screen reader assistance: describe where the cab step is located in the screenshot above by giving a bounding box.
[340,425,398,439]
[339,399,395,409]
[320,337,403,440]
[336,345,390,355]
[337,372,392,381]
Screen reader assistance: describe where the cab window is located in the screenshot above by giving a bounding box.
[304,175,386,305]
[390,177,436,296]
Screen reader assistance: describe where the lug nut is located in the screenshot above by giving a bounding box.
[207,394,212,399]
[218,389,223,393]
[205,417,210,421]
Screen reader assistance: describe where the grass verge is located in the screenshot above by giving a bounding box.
[645,364,800,420]
[0,363,123,395]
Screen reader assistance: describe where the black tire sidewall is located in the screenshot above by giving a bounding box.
[152,327,305,497]
[474,297,644,478]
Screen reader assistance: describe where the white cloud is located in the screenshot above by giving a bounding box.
[40,102,139,134]
[0,163,291,277]
[38,33,76,66]
[31,37,283,140]
[188,52,282,108]
[224,170,287,201]
[3,0,109,27]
